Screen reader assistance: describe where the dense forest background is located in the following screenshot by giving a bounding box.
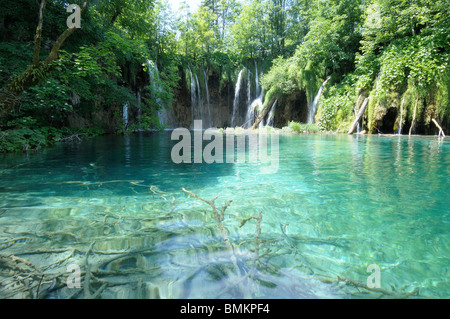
[0,0,449,152]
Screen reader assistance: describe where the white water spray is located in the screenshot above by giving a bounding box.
[267,99,278,127]
[308,77,331,124]
[245,64,264,128]
[231,68,245,127]
[247,69,251,105]
[123,103,128,128]
[137,90,142,119]
[203,69,212,128]
[398,95,405,135]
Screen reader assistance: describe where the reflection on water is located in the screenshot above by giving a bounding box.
[0,132,448,298]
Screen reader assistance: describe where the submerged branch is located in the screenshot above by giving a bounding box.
[337,276,420,299]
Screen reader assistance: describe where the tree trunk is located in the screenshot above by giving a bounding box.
[348,97,369,134]
[251,96,277,130]
[0,1,90,120]
[33,0,47,66]
[432,118,445,137]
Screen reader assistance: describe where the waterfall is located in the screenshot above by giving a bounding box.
[123,103,128,128]
[188,66,212,128]
[255,62,259,98]
[247,69,251,104]
[266,99,278,127]
[148,61,162,124]
[231,68,245,127]
[259,117,265,128]
[398,95,405,135]
[189,66,197,126]
[203,69,212,128]
[148,60,161,105]
[245,99,260,129]
[244,64,264,129]
[308,76,331,124]
[137,90,142,119]
[195,73,203,123]
[245,89,264,129]
[148,60,176,128]
[354,104,360,134]
[309,74,313,118]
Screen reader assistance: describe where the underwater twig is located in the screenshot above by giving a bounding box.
[182,188,232,223]
[238,211,263,257]
[0,254,41,273]
[35,274,45,299]
[81,241,107,299]
[280,224,346,248]
[182,188,233,249]
[337,276,419,299]
[0,253,43,298]
[182,188,254,297]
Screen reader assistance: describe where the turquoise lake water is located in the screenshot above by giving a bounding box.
[0,132,448,298]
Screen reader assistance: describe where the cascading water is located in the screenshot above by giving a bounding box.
[266,99,278,127]
[245,87,264,129]
[398,95,405,135]
[353,104,360,134]
[189,66,211,128]
[231,68,245,127]
[255,62,259,98]
[259,117,265,129]
[195,73,203,123]
[309,74,314,119]
[148,60,161,104]
[137,90,142,119]
[245,64,264,129]
[203,69,212,128]
[247,69,251,105]
[148,60,176,128]
[308,76,331,124]
[123,103,128,128]
[245,99,261,129]
[188,66,197,127]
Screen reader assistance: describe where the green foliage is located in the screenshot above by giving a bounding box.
[20,79,73,125]
[287,121,319,133]
[352,0,450,131]
[317,84,355,132]
[288,121,302,132]
[2,0,449,153]
[0,116,106,153]
[261,57,297,95]
[0,128,46,152]
[0,42,34,85]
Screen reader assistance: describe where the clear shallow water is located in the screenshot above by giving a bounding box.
[0,132,448,298]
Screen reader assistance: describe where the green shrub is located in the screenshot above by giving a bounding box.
[0,128,47,152]
[288,121,302,133]
[287,121,319,133]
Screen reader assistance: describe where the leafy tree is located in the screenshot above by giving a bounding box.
[0,0,91,121]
